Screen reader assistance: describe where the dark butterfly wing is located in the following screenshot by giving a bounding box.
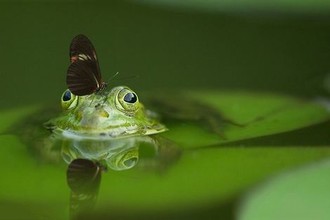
[67,59,100,96]
[67,34,102,95]
[70,34,97,63]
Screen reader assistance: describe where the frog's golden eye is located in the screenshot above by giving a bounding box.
[116,88,139,113]
[61,89,78,110]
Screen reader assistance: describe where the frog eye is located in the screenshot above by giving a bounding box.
[123,92,137,103]
[116,88,139,113]
[61,89,78,110]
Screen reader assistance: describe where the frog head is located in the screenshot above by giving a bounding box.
[48,86,167,139]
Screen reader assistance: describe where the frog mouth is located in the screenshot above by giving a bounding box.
[56,122,167,140]
[59,125,140,140]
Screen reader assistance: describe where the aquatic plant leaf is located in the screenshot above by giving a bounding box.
[161,91,330,148]
[237,158,330,220]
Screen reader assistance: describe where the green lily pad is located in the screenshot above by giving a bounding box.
[238,158,330,220]
[162,90,330,148]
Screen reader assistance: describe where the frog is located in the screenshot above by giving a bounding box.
[42,85,180,172]
[45,86,167,140]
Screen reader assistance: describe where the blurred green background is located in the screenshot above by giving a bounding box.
[1,0,330,109]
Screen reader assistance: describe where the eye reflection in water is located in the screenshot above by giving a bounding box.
[57,135,181,219]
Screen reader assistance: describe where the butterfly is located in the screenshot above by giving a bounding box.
[67,34,107,96]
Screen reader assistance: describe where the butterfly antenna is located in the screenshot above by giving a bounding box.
[111,72,140,83]
[106,71,120,82]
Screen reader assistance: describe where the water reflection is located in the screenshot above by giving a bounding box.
[67,159,102,219]
[49,135,181,219]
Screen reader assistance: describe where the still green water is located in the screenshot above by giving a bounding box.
[1,1,330,220]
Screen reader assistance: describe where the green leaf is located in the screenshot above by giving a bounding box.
[238,158,330,220]
[163,91,330,148]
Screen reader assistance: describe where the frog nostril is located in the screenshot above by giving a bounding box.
[99,109,109,118]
